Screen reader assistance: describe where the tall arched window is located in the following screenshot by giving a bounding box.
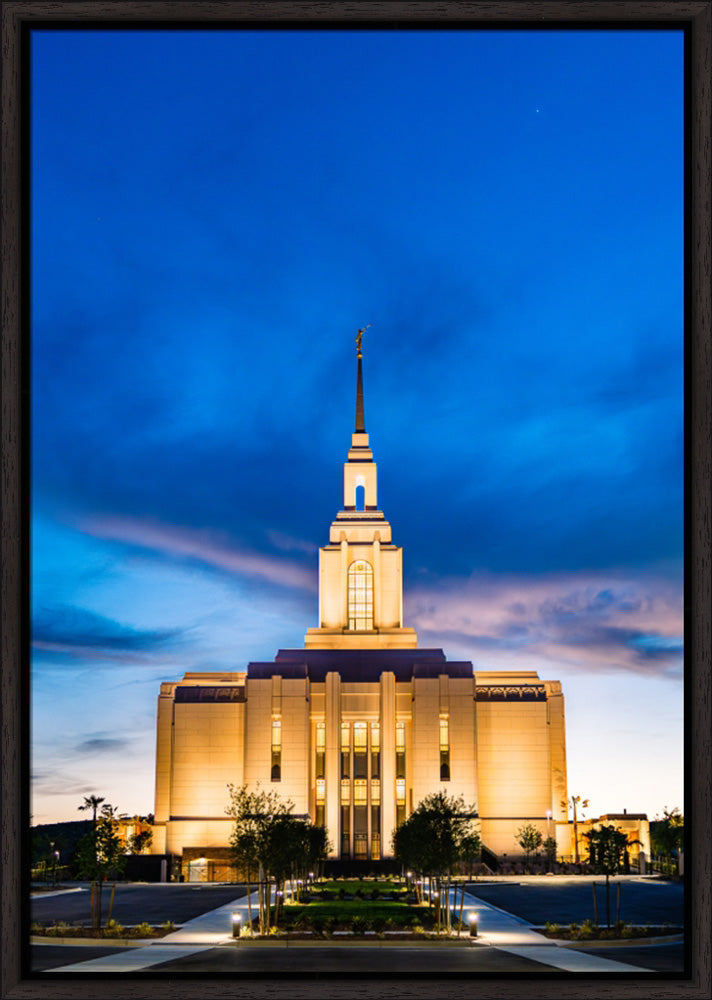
[347,560,374,630]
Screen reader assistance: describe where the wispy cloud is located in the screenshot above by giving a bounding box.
[72,737,131,756]
[32,605,185,663]
[407,571,683,679]
[82,516,318,593]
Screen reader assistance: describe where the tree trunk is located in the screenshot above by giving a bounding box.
[107,883,116,924]
[245,873,253,935]
[258,864,265,934]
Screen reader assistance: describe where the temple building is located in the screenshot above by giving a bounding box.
[152,336,571,879]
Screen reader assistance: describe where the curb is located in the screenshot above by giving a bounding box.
[225,938,479,948]
[552,933,684,950]
[30,936,160,948]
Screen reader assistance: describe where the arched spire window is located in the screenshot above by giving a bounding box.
[347,560,374,630]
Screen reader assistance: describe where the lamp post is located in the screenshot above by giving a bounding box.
[468,911,478,938]
[231,912,242,939]
[53,851,59,886]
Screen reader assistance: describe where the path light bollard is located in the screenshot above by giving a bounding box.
[468,912,478,938]
[232,912,242,939]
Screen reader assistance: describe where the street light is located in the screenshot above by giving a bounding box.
[468,911,478,938]
[231,912,242,938]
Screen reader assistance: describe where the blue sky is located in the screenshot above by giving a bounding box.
[31,28,683,827]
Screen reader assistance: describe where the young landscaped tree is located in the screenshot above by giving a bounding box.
[543,835,558,872]
[651,807,684,875]
[127,829,153,855]
[226,784,330,934]
[392,791,480,934]
[75,803,126,929]
[583,823,629,927]
[516,823,543,868]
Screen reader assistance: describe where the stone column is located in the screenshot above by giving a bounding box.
[380,671,396,857]
[340,537,349,628]
[373,534,381,628]
[325,671,341,858]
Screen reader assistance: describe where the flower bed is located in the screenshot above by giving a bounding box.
[537,920,683,941]
[31,919,177,939]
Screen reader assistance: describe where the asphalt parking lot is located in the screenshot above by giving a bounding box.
[462,877,684,928]
[31,883,248,927]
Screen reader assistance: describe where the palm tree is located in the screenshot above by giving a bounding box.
[561,795,589,864]
[78,795,105,827]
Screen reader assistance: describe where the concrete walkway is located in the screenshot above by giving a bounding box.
[49,891,256,972]
[50,887,652,974]
[461,890,652,972]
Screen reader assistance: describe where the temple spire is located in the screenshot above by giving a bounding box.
[355,324,370,432]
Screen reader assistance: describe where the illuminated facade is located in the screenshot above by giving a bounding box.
[152,341,569,876]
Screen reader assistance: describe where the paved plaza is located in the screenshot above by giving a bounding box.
[31,876,685,976]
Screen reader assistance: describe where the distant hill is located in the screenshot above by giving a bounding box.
[32,819,93,864]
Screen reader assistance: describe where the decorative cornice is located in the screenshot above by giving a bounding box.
[475,685,547,702]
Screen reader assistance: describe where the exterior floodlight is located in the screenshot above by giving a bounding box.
[468,911,478,938]
[232,912,242,938]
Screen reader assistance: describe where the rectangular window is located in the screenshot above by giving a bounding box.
[371,721,381,778]
[395,721,406,780]
[395,721,405,752]
[354,779,367,806]
[439,717,449,750]
[315,778,325,826]
[341,721,350,778]
[315,721,326,779]
[439,716,451,781]
[354,722,367,750]
[271,717,282,781]
[341,805,350,858]
[371,778,380,804]
[396,777,406,826]
[371,802,381,860]
[347,560,374,630]
[396,778,405,806]
[341,779,350,805]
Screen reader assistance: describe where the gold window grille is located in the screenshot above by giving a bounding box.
[354,779,367,806]
[347,560,374,630]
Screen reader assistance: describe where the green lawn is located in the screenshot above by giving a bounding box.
[281,900,431,928]
[316,879,403,894]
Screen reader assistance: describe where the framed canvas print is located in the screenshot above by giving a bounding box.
[2,2,710,999]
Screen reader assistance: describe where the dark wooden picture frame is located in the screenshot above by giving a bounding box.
[2,3,710,998]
